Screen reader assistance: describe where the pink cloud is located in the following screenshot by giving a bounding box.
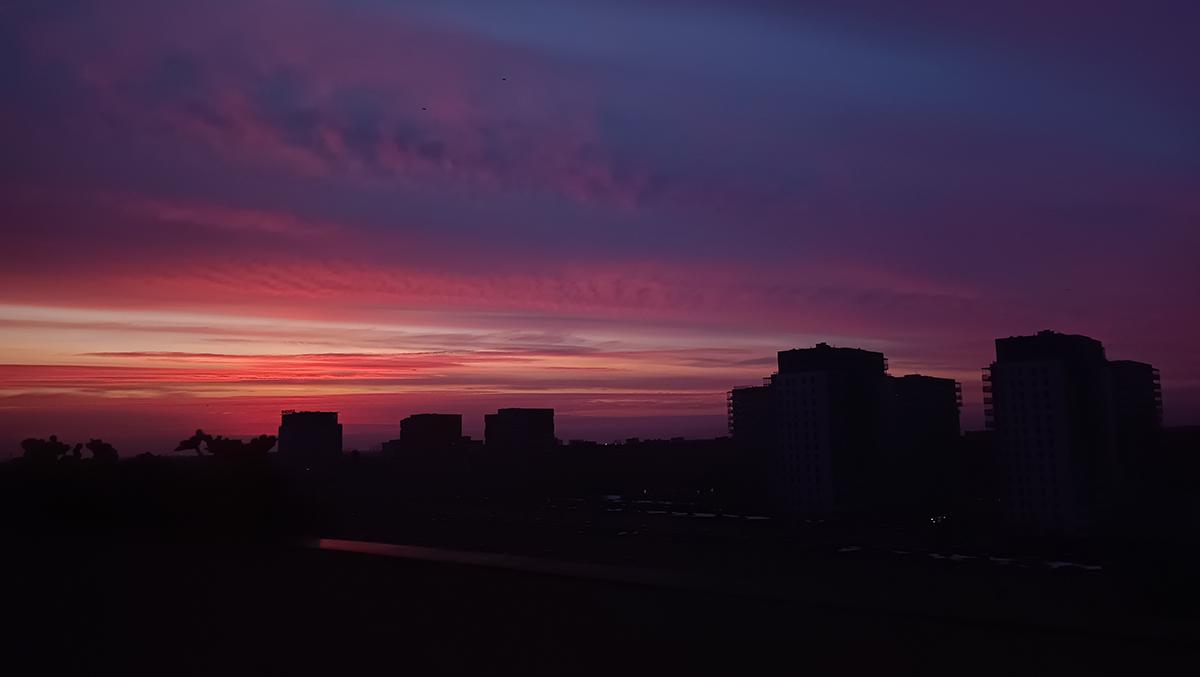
[27,0,650,207]
[0,217,983,332]
[106,193,344,237]
[5,0,1197,447]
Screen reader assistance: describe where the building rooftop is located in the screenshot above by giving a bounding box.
[994,330,1106,364]
[777,342,887,375]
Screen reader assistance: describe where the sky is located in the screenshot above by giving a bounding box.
[2,0,1198,455]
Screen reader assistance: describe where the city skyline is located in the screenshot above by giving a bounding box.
[2,330,1182,458]
[5,5,1199,671]
[3,1,1199,455]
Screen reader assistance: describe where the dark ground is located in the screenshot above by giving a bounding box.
[7,541,1199,677]
[4,453,1199,675]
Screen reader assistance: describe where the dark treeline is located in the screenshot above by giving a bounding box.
[5,419,1200,677]
[4,425,1200,618]
[6,427,1199,550]
[175,428,278,457]
[19,435,119,464]
[2,431,301,545]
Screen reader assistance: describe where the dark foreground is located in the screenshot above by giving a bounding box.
[4,453,1200,674]
[8,539,1199,677]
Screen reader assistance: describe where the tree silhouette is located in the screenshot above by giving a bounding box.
[85,438,119,463]
[244,434,277,455]
[175,429,211,455]
[174,429,276,457]
[20,435,72,464]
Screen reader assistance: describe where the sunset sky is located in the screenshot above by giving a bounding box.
[2,1,1198,455]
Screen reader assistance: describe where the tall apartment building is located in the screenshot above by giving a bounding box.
[278,410,343,461]
[728,383,775,505]
[770,344,889,515]
[984,330,1129,533]
[1108,360,1163,476]
[400,413,464,450]
[732,343,960,518]
[484,408,556,451]
[886,374,963,513]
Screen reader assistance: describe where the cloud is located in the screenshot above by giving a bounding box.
[2,0,1198,449]
[107,193,343,237]
[22,0,654,207]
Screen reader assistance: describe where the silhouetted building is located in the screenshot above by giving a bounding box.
[1108,360,1163,476]
[729,383,775,509]
[770,343,890,516]
[278,410,343,461]
[957,429,1001,519]
[984,331,1119,533]
[1162,425,1200,456]
[889,375,962,442]
[885,374,963,513]
[729,384,774,448]
[731,343,962,519]
[484,408,556,451]
[400,413,463,450]
[1157,426,1200,495]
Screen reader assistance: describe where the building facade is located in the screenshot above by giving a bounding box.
[730,342,960,518]
[1108,360,1163,477]
[885,374,963,513]
[729,383,775,507]
[771,345,889,516]
[278,410,343,461]
[484,408,556,451]
[985,331,1121,533]
[400,413,464,451]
